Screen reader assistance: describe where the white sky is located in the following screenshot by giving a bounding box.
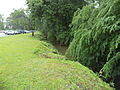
[0,0,27,19]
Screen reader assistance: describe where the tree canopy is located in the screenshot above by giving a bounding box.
[27,0,87,44]
[0,14,4,30]
[6,9,33,30]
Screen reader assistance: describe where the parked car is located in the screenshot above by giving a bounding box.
[30,30,35,32]
[18,30,26,34]
[5,30,15,35]
[14,31,20,34]
[24,30,31,33]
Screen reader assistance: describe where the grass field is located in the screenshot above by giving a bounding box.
[0,33,112,90]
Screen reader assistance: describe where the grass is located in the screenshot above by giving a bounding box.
[0,33,112,90]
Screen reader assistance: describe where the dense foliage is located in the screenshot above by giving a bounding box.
[27,0,87,45]
[6,9,33,30]
[66,0,120,84]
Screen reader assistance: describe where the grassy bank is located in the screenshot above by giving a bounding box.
[0,33,112,89]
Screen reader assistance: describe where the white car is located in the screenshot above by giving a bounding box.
[5,30,15,35]
[24,30,31,33]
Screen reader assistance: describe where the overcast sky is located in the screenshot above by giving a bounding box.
[0,0,27,19]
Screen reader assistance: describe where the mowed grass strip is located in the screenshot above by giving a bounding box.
[0,33,112,90]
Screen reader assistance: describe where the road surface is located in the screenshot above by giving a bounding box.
[0,33,7,37]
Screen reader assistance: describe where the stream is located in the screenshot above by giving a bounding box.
[53,43,68,55]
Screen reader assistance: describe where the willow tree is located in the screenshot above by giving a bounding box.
[66,0,120,83]
[27,0,87,45]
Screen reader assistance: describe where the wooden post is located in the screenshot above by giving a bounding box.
[32,32,34,36]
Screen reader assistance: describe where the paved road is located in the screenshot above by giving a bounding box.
[0,33,7,37]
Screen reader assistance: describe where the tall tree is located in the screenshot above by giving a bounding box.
[27,0,87,44]
[0,14,4,30]
[6,9,33,30]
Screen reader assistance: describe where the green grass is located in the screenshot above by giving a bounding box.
[0,33,112,90]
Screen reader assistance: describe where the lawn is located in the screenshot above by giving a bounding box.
[0,33,112,90]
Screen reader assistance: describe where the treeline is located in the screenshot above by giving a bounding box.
[0,14,5,30]
[0,9,33,30]
[27,0,120,88]
[5,8,33,30]
[6,9,33,30]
